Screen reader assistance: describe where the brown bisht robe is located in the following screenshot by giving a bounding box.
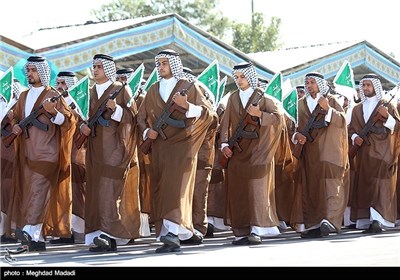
[207,115,227,223]
[291,95,349,231]
[349,100,400,223]
[135,93,152,216]
[219,89,283,237]
[274,116,296,225]
[193,102,218,235]
[6,86,75,238]
[137,79,213,237]
[84,82,140,239]
[207,152,227,221]
[1,113,15,235]
[397,102,400,222]
[70,110,86,226]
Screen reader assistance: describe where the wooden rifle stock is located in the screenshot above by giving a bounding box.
[348,143,360,160]
[138,85,192,155]
[75,83,126,149]
[2,90,68,148]
[75,128,88,150]
[292,142,303,159]
[219,151,229,169]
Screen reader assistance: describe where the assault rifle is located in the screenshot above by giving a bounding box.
[348,91,397,159]
[292,90,330,159]
[2,90,68,148]
[220,89,264,168]
[75,82,126,149]
[139,84,193,155]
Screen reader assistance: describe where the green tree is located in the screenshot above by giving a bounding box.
[232,13,282,53]
[91,0,281,53]
[91,0,231,39]
[91,0,155,20]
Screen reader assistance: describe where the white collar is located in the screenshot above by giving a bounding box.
[95,80,112,99]
[29,86,45,94]
[95,80,112,93]
[239,87,253,96]
[160,77,177,85]
[364,95,379,103]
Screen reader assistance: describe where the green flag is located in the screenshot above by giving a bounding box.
[217,76,227,104]
[333,60,356,102]
[265,72,282,102]
[197,60,220,103]
[127,64,145,106]
[68,76,90,121]
[144,67,159,92]
[282,87,298,126]
[0,67,13,103]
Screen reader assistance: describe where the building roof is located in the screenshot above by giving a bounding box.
[1,14,398,90]
[0,13,274,83]
[248,40,400,90]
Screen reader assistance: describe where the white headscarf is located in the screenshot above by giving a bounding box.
[155,49,184,81]
[24,56,50,87]
[358,74,383,102]
[93,54,116,82]
[56,71,78,89]
[232,62,258,90]
[304,72,329,96]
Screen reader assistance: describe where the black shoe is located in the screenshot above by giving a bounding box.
[160,232,180,247]
[15,228,46,251]
[180,232,203,245]
[29,241,46,251]
[205,223,214,238]
[89,244,117,252]
[232,237,250,245]
[362,220,383,234]
[15,228,32,245]
[320,222,330,237]
[300,228,322,239]
[16,240,46,252]
[155,244,181,253]
[89,234,117,252]
[247,233,262,245]
[1,234,18,243]
[50,235,75,244]
[371,220,383,233]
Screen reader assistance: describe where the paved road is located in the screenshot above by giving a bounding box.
[1,227,399,270]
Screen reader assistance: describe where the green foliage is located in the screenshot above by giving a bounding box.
[232,13,282,53]
[91,0,231,38]
[90,0,281,53]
